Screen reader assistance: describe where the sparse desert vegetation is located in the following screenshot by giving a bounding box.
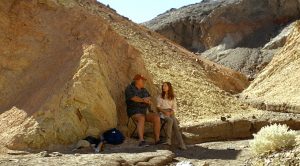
[250,124,297,155]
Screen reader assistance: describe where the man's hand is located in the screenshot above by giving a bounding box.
[143,97,152,105]
[130,96,151,104]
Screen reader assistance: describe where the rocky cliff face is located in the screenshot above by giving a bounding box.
[201,48,274,79]
[0,0,155,149]
[144,0,300,52]
[242,22,300,113]
[0,0,250,150]
[201,22,296,79]
[144,0,300,77]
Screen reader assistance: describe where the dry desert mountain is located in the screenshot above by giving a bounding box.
[144,0,300,79]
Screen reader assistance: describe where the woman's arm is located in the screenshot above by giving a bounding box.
[157,107,165,113]
[170,98,178,114]
[156,96,171,115]
[156,97,164,113]
[158,107,173,116]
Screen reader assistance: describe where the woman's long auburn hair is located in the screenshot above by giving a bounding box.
[161,82,175,100]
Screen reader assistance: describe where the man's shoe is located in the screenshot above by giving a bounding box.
[138,141,150,147]
[155,140,165,145]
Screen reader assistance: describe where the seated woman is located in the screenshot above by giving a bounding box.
[157,82,187,150]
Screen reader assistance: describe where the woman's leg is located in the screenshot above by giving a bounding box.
[164,116,174,145]
[171,115,186,149]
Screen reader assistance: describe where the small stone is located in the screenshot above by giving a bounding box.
[285,152,293,158]
[50,152,62,157]
[264,159,271,165]
[221,116,226,121]
[191,70,201,77]
[157,62,170,69]
[39,151,50,157]
[202,162,209,166]
[8,159,19,162]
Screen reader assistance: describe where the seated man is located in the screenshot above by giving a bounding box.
[125,74,163,147]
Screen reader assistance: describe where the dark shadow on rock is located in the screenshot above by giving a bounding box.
[101,144,241,160]
[173,145,241,160]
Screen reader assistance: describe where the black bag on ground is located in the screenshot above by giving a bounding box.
[102,128,125,145]
[74,128,125,153]
[84,136,100,146]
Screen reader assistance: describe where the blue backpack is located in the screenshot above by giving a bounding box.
[102,128,125,145]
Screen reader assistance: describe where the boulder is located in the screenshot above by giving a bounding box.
[0,150,175,166]
[0,0,154,149]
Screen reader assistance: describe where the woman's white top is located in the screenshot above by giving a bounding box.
[156,96,177,112]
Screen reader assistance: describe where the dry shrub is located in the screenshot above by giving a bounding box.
[250,124,297,155]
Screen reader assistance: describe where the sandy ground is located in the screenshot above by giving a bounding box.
[171,140,251,166]
[1,131,299,166]
[0,138,252,166]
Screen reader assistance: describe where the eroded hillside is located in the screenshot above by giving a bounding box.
[80,1,252,123]
[242,22,300,113]
[144,0,300,78]
[0,0,250,150]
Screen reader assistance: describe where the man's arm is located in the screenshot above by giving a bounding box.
[125,85,151,104]
[131,96,148,103]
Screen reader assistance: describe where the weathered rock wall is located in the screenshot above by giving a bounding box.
[0,0,154,149]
